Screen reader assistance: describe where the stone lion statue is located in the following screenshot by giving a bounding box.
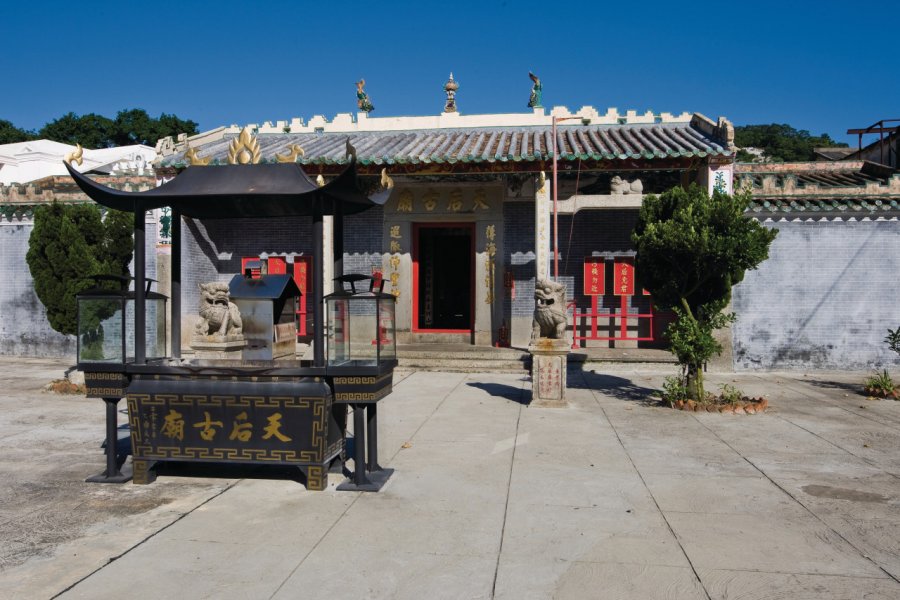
[610,176,643,195]
[532,278,567,341]
[195,282,243,338]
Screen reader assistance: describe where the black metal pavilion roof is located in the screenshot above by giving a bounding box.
[64,158,387,218]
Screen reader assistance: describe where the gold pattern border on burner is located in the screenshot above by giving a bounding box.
[84,372,127,381]
[334,387,391,402]
[128,394,326,410]
[332,373,392,386]
[86,387,126,397]
[133,445,321,463]
[305,465,326,491]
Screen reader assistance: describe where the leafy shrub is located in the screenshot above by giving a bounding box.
[660,375,690,406]
[864,369,898,400]
[718,383,743,405]
[886,327,900,358]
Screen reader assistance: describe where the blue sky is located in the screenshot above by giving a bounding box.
[3,0,897,145]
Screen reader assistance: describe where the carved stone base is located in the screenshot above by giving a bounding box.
[529,338,570,407]
[190,336,246,359]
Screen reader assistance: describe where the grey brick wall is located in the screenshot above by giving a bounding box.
[733,218,900,370]
[344,206,384,282]
[182,208,385,322]
[344,207,384,315]
[502,201,536,319]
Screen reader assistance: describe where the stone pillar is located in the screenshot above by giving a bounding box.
[323,215,334,295]
[700,158,734,196]
[529,338,569,407]
[156,244,171,354]
[534,172,551,281]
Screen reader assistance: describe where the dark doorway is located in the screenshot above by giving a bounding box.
[413,224,474,332]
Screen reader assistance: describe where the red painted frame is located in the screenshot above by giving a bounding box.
[293,256,312,337]
[411,222,476,334]
[569,297,656,348]
[570,257,656,347]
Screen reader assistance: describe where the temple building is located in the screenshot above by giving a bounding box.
[2,104,897,371]
[152,105,735,353]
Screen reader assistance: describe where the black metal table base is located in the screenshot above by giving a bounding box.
[86,397,132,484]
[86,461,133,483]
[336,467,393,492]
[336,403,392,492]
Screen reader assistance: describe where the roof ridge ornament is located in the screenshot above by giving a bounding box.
[65,144,83,166]
[227,127,262,165]
[345,139,357,163]
[380,168,394,190]
[185,146,211,166]
[356,79,374,113]
[443,73,458,113]
[528,72,542,109]
[275,144,305,163]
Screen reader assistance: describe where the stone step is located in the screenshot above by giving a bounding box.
[397,348,527,361]
[397,356,529,373]
[393,343,676,373]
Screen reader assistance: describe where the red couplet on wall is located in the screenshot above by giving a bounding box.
[614,258,635,296]
[267,256,287,274]
[293,256,311,337]
[583,258,605,296]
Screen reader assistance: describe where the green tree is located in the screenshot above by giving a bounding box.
[26,202,133,336]
[734,124,848,162]
[111,109,198,146]
[632,184,778,400]
[0,119,35,144]
[39,112,116,149]
[37,109,198,149]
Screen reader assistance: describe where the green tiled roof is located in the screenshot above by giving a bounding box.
[160,123,731,168]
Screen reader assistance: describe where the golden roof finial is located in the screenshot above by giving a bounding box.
[64,144,83,166]
[185,146,211,166]
[227,127,262,165]
[275,144,305,163]
[380,168,394,190]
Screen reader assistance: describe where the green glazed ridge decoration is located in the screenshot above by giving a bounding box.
[528,72,542,109]
[356,79,374,113]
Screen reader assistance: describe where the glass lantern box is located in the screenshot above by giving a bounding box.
[76,275,168,367]
[325,274,396,372]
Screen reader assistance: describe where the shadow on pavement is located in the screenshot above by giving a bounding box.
[805,378,866,395]
[466,381,530,405]
[570,367,660,406]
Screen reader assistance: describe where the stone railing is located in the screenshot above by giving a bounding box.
[736,171,900,198]
[0,174,157,221]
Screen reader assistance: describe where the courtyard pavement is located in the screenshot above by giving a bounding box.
[1,357,899,599]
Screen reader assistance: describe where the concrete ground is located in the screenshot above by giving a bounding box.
[1,358,899,599]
